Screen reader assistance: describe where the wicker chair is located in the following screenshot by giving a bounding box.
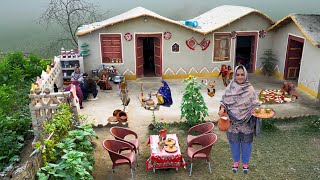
[102,139,136,180]
[187,122,214,145]
[110,127,140,165]
[187,133,218,176]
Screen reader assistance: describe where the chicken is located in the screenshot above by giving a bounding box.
[207,88,216,97]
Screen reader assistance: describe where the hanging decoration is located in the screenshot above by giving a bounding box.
[186,37,211,51]
[230,31,237,39]
[259,30,266,38]
[198,38,210,51]
[163,32,172,40]
[186,37,197,50]
[124,32,132,41]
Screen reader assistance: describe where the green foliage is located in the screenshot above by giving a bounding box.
[261,49,277,76]
[0,51,48,171]
[180,75,208,126]
[261,118,278,131]
[37,124,97,179]
[305,115,320,131]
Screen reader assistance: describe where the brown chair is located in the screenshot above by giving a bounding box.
[187,133,218,176]
[110,127,140,164]
[102,139,136,180]
[187,122,214,145]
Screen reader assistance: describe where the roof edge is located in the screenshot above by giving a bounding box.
[204,10,274,35]
[267,14,318,47]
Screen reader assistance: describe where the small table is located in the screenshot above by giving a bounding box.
[146,134,186,172]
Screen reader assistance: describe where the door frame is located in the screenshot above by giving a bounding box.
[284,34,304,80]
[234,32,258,73]
[135,33,162,78]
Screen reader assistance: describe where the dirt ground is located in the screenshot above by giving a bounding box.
[78,75,319,180]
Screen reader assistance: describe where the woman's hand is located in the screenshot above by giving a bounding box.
[218,107,225,117]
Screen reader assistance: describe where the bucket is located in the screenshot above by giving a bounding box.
[117,111,127,122]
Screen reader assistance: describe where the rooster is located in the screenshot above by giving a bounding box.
[207,81,216,97]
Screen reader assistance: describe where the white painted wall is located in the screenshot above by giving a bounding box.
[271,21,320,95]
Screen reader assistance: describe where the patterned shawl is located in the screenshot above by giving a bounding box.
[221,66,259,120]
[158,80,173,107]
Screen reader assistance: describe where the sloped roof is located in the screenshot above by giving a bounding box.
[76,6,273,36]
[267,14,320,47]
[189,5,273,34]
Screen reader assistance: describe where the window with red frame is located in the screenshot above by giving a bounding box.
[213,34,231,61]
[100,34,122,63]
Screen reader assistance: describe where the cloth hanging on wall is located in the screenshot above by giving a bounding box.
[198,38,210,51]
[186,37,197,50]
[186,37,211,51]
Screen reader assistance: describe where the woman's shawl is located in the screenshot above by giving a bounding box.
[158,80,173,107]
[221,66,259,121]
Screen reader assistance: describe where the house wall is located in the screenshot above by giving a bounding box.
[78,16,214,79]
[271,21,320,97]
[217,12,273,72]
[78,13,273,79]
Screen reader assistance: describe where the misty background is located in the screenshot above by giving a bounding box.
[1,0,320,57]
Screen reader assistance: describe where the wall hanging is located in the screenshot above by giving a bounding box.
[186,37,210,51]
[230,31,237,39]
[124,32,132,41]
[164,32,172,40]
[259,30,266,38]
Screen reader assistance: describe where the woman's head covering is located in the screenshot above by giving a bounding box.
[221,66,259,120]
[158,80,173,107]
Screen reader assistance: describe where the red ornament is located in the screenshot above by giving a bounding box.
[163,32,172,40]
[259,30,266,38]
[198,38,210,51]
[186,37,197,50]
[124,33,132,41]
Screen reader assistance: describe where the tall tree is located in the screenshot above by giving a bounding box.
[39,0,108,51]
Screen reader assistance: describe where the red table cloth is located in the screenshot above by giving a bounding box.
[146,134,186,171]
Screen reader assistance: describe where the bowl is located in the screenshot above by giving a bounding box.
[265,108,272,113]
[255,108,261,113]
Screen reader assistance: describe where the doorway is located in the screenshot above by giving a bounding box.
[135,34,162,78]
[284,35,304,80]
[235,33,257,73]
[142,37,155,77]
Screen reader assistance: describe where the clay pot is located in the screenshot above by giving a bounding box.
[117,111,127,122]
[158,128,167,140]
[35,88,41,95]
[113,109,122,117]
[44,88,50,94]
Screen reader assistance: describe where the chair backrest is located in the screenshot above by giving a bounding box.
[110,126,137,139]
[188,122,214,135]
[102,139,133,164]
[189,133,218,157]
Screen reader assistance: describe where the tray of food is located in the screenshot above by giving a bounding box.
[251,108,275,119]
[164,145,178,153]
[164,138,176,146]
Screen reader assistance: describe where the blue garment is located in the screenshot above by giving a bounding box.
[158,80,173,107]
[229,141,252,164]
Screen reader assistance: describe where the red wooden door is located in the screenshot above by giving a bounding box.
[285,35,304,79]
[154,37,162,76]
[249,36,256,73]
[136,37,144,77]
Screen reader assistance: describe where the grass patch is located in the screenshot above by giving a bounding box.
[135,117,320,179]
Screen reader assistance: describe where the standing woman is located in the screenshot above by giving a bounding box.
[218,65,261,174]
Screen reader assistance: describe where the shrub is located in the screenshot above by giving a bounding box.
[306,115,320,131]
[180,75,208,126]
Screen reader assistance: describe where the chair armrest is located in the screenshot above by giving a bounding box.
[124,129,138,139]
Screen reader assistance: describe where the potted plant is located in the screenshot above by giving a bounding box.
[261,49,278,76]
[180,75,209,126]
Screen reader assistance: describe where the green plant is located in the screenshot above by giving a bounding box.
[180,75,208,126]
[306,115,320,131]
[261,118,278,131]
[261,49,277,76]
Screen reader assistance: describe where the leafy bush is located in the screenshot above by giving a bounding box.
[180,75,208,126]
[261,118,278,131]
[261,49,277,76]
[0,52,48,171]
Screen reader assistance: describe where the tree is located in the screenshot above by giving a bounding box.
[261,49,278,76]
[39,0,108,51]
[181,75,209,126]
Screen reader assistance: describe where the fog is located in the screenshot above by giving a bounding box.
[1,0,319,54]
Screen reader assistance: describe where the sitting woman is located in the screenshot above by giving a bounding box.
[71,67,84,83]
[97,69,112,90]
[156,80,173,107]
[281,82,298,102]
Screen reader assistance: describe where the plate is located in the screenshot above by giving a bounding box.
[164,145,178,153]
[251,108,275,119]
[164,138,176,146]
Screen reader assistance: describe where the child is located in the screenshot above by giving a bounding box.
[226,65,233,86]
[218,64,229,87]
